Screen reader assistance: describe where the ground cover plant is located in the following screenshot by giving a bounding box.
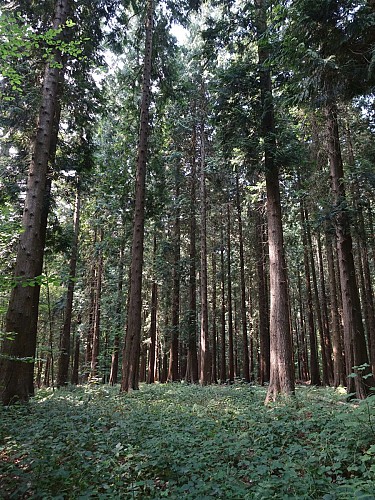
[0,384,374,499]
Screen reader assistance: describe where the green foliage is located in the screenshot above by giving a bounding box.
[0,384,374,498]
[0,10,86,98]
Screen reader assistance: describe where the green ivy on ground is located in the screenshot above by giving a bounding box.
[0,384,374,499]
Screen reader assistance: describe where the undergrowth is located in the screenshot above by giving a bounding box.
[0,384,374,499]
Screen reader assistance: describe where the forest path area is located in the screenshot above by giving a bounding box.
[0,384,374,499]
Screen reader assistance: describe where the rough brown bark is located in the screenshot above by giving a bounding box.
[109,239,125,385]
[296,269,309,381]
[146,235,158,384]
[90,230,103,379]
[84,240,97,377]
[211,252,218,383]
[199,119,210,385]
[57,181,80,387]
[254,0,295,403]
[220,213,226,382]
[186,124,199,383]
[168,167,181,381]
[236,175,250,382]
[226,202,234,383]
[315,232,334,385]
[325,230,346,387]
[0,0,69,405]
[299,200,321,386]
[121,0,153,392]
[326,102,374,398]
[256,208,270,384]
[305,208,332,385]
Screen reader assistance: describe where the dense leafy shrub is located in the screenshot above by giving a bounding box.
[0,384,374,499]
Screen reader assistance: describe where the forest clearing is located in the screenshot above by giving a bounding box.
[1,383,375,499]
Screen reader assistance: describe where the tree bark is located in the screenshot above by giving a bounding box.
[121,0,154,392]
[168,166,181,381]
[57,180,81,387]
[186,123,199,383]
[147,279,158,384]
[254,0,295,402]
[109,238,125,385]
[325,229,346,387]
[315,232,334,385]
[211,252,218,383]
[90,230,103,379]
[236,175,250,382]
[220,213,226,382]
[226,202,234,383]
[256,208,270,384]
[199,119,210,385]
[0,0,69,405]
[326,102,374,398]
[300,199,321,385]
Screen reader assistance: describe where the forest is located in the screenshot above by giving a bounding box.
[0,0,375,497]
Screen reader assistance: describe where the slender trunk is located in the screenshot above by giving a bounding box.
[186,124,199,382]
[316,232,334,385]
[121,0,153,392]
[256,208,270,384]
[325,229,346,387]
[85,244,97,377]
[199,119,210,385]
[326,102,374,398]
[109,239,125,385]
[300,199,321,385]
[297,268,309,381]
[147,236,158,384]
[57,181,80,387]
[306,211,329,384]
[90,230,103,379]
[346,126,375,376]
[227,202,234,383]
[71,330,80,385]
[168,167,181,381]
[236,175,250,382]
[211,252,218,383]
[0,0,69,405]
[220,213,226,382]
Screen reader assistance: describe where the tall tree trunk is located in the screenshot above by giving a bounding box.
[325,230,346,387]
[315,232,334,385]
[199,119,210,385]
[300,199,321,385]
[71,331,80,385]
[346,127,375,377]
[256,208,270,384]
[0,0,69,405]
[297,268,309,381]
[84,240,97,378]
[305,208,331,385]
[226,202,235,383]
[90,230,103,379]
[326,102,374,398]
[220,213,226,382]
[147,235,158,384]
[168,167,181,381]
[121,0,154,392]
[211,252,218,383]
[236,175,250,382]
[109,238,125,385]
[57,180,81,387]
[255,0,295,402]
[186,124,199,383]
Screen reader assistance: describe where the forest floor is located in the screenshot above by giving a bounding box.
[0,383,374,499]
